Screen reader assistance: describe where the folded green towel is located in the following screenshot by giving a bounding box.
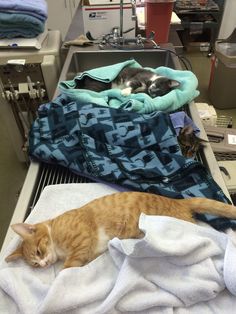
[60,59,139,89]
[59,60,200,113]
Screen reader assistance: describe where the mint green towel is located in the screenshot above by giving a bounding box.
[59,60,200,113]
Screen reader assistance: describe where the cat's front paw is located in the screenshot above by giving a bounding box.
[121,87,132,96]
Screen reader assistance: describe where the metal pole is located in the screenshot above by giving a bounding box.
[120,0,124,39]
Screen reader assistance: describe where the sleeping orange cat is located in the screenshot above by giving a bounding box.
[5,191,236,270]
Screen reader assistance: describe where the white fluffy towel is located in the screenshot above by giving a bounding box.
[0,183,236,314]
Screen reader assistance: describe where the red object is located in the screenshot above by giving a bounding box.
[208,55,216,91]
[145,0,175,43]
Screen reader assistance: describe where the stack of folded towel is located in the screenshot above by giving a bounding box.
[0,0,48,39]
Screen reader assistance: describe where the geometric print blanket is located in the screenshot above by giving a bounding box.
[29,94,235,230]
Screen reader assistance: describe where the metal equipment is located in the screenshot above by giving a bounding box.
[204,125,236,155]
[0,30,61,162]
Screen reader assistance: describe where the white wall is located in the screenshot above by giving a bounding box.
[218,0,236,39]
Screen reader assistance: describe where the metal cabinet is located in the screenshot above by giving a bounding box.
[46,0,80,40]
[174,0,225,53]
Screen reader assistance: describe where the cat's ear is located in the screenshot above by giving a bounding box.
[5,245,23,262]
[180,125,194,135]
[168,80,180,88]
[11,223,36,239]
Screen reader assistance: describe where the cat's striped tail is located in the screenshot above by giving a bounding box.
[182,198,236,219]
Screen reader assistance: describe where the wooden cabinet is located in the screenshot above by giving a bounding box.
[46,0,80,40]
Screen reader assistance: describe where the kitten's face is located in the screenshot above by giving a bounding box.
[22,235,56,268]
[148,76,180,98]
[5,223,57,268]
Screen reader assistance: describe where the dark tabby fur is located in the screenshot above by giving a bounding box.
[178,125,208,158]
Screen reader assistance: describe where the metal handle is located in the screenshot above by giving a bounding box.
[131,0,137,21]
[120,0,124,38]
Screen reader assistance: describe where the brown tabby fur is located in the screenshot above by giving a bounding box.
[5,191,236,270]
[178,125,208,158]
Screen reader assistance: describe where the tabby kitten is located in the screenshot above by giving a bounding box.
[178,125,208,158]
[79,67,180,98]
[5,191,236,270]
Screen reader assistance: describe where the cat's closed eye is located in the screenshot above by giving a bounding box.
[36,248,42,257]
[32,262,40,267]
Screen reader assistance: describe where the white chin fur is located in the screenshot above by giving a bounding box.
[39,253,57,267]
[39,259,49,267]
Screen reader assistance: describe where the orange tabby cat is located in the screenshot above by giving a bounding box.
[5,191,236,270]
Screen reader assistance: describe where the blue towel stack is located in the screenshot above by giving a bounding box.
[0,0,48,39]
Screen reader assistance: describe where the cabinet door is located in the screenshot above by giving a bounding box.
[46,0,72,40]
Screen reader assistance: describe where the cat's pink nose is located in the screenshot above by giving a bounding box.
[39,260,48,267]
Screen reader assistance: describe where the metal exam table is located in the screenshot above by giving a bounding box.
[1,43,231,253]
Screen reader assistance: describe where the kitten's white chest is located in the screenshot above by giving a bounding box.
[55,245,67,260]
[111,81,126,90]
[94,227,110,254]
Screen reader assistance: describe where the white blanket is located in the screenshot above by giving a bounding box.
[1,183,236,314]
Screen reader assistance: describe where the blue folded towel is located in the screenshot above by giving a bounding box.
[59,60,200,113]
[0,0,47,21]
[0,12,45,38]
[170,111,200,136]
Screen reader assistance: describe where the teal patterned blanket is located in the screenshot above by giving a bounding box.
[29,94,235,231]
